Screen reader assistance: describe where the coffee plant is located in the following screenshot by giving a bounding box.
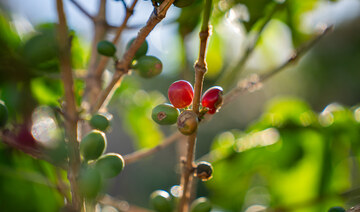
[0,0,360,211]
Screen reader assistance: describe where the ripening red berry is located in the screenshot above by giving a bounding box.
[201,86,223,114]
[168,80,194,109]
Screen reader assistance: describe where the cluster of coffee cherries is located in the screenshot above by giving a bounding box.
[152,80,224,135]
[78,113,125,199]
[149,189,212,212]
[97,37,163,78]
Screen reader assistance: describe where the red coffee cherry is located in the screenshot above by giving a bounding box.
[168,80,194,109]
[201,86,223,114]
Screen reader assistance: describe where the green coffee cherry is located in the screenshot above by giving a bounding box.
[97,40,116,57]
[80,130,107,161]
[95,153,125,178]
[133,56,163,78]
[90,113,110,131]
[126,38,148,59]
[78,166,103,199]
[152,103,180,125]
[177,110,198,135]
[190,197,212,212]
[328,206,346,212]
[0,100,8,128]
[150,190,172,212]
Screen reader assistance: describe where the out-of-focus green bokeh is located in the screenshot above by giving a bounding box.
[0,0,360,211]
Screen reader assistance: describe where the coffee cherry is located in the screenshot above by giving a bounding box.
[90,113,110,131]
[190,197,212,212]
[133,56,163,78]
[97,40,116,57]
[177,110,198,135]
[95,153,125,178]
[78,166,103,199]
[328,207,346,212]
[0,100,8,128]
[150,190,172,212]
[168,80,194,109]
[152,103,180,125]
[194,161,213,181]
[201,86,223,114]
[126,38,148,59]
[80,130,107,161]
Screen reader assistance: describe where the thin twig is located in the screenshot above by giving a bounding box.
[93,0,139,79]
[178,1,212,211]
[223,25,333,106]
[90,0,175,113]
[124,131,183,164]
[56,0,82,210]
[217,2,282,90]
[84,0,109,107]
[69,0,95,21]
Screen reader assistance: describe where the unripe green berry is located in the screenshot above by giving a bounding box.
[194,161,213,181]
[150,190,172,212]
[177,110,198,135]
[126,38,148,59]
[90,113,110,131]
[78,166,103,199]
[133,56,163,78]
[95,153,125,178]
[152,103,180,125]
[190,197,212,212]
[328,207,346,212]
[97,40,117,57]
[80,130,107,161]
[0,100,8,128]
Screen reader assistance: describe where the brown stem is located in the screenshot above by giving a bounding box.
[178,0,212,211]
[56,0,82,210]
[84,0,109,108]
[90,0,175,113]
[124,131,183,164]
[94,0,139,78]
[223,25,333,106]
[69,0,95,21]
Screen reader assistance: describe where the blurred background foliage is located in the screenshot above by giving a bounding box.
[0,0,360,211]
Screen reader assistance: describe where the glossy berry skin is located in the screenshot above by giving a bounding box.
[97,40,116,57]
[152,103,180,125]
[90,113,110,131]
[177,110,198,135]
[194,161,213,181]
[150,190,172,212]
[95,153,125,178]
[201,86,223,114]
[80,130,107,161]
[168,80,194,109]
[126,38,148,59]
[190,197,212,212]
[0,100,8,128]
[328,207,346,212]
[133,56,163,78]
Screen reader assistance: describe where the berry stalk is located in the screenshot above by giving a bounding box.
[178,0,212,211]
[56,0,82,210]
